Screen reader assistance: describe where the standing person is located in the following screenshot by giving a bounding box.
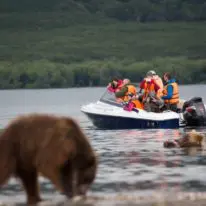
[139,71,161,112]
[150,70,164,97]
[161,72,179,112]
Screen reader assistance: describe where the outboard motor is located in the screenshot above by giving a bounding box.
[182,97,206,126]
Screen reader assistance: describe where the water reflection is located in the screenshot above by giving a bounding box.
[88,128,206,194]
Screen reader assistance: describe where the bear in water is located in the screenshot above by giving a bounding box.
[0,113,97,205]
[163,129,204,148]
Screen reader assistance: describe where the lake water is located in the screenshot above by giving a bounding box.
[0,85,206,204]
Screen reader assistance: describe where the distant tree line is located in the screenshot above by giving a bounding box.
[0,58,205,89]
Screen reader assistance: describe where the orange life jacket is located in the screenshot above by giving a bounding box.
[142,80,155,101]
[163,82,179,104]
[132,99,144,109]
[123,85,137,102]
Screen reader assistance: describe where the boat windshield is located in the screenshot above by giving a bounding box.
[99,90,118,104]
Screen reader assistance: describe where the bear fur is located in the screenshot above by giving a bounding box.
[163,129,204,148]
[0,113,97,205]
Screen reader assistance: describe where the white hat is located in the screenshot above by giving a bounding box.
[150,70,156,75]
[146,70,156,76]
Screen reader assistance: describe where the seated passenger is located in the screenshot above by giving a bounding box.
[107,78,123,93]
[115,79,143,111]
[146,91,164,112]
[125,95,144,111]
[161,72,179,112]
[115,79,136,101]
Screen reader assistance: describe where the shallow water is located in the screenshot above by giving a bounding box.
[0,85,206,204]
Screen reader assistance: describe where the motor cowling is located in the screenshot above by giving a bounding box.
[182,97,206,126]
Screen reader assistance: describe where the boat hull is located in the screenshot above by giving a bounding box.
[83,111,179,129]
[81,100,181,130]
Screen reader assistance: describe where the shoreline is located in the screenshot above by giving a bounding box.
[0,83,205,91]
[1,192,206,206]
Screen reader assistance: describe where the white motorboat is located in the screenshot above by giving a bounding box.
[81,90,206,129]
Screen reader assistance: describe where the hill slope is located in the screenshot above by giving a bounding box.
[1,0,206,22]
[0,0,206,88]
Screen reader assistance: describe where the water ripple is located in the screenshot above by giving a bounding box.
[0,87,206,204]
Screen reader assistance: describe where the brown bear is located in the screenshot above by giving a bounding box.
[0,113,97,205]
[163,129,204,148]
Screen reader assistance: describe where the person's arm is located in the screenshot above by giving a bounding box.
[161,85,173,99]
[151,79,160,92]
[115,86,128,98]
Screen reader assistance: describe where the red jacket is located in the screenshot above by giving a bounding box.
[108,79,123,92]
[139,79,160,93]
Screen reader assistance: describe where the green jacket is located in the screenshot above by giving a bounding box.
[115,83,131,98]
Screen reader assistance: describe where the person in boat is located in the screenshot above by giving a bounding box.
[150,70,164,97]
[139,71,163,112]
[160,72,180,112]
[115,79,143,110]
[107,78,123,93]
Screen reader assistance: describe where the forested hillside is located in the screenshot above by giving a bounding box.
[0,0,206,89]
